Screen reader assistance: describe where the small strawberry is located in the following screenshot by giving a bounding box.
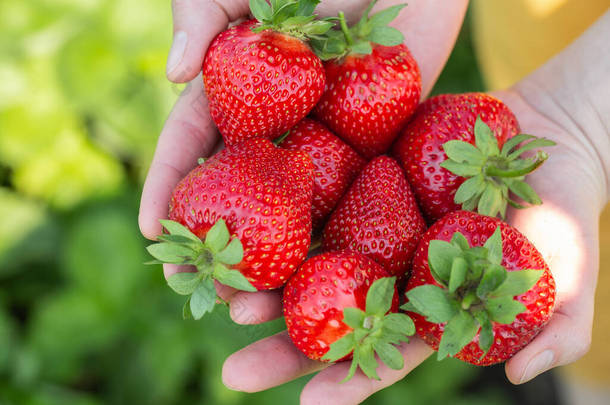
[283,251,414,381]
[280,118,366,229]
[392,93,555,222]
[311,1,421,159]
[147,138,314,319]
[402,211,556,365]
[203,0,332,146]
[322,156,426,278]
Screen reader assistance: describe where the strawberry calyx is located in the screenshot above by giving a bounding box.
[146,219,256,320]
[441,116,556,218]
[311,0,406,60]
[401,227,543,360]
[249,0,334,41]
[322,277,414,381]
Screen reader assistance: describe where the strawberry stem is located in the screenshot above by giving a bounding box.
[338,12,353,46]
[484,152,548,178]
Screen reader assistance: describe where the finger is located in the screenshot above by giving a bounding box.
[167,0,250,82]
[222,331,326,392]
[300,338,433,405]
[138,75,219,240]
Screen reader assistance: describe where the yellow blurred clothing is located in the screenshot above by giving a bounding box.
[471,0,610,390]
[471,0,609,90]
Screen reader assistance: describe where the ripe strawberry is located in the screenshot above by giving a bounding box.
[392,93,555,222]
[283,251,414,380]
[280,118,366,229]
[147,138,314,319]
[402,211,556,365]
[203,0,332,146]
[311,3,421,158]
[322,156,426,278]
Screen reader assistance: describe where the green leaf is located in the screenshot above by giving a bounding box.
[146,242,194,264]
[490,269,543,298]
[476,263,507,299]
[216,238,244,265]
[295,0,319,16]
[507,138,556,160]
[250,0,273,21]
[454,174,486,204]
[322,333,355,362]
[486,296,526,324]
[450,232,471,251]
[473,310,493,357]
[368,4,406,27]
[404,285,457,323]
[182,297,193,320]
[448,257,468,293]
[343,307,366,329]
[437,310,479,360]
[213,264,257,292]
[156,234,199,246]
[368,26,404,46]
[440,160,481,177]
[483,227,503,265]
[383,313,415,336]
[204,219,231,252]
[190,278,217,319]
[477,184,504,217]
[159,219,200,243]
[342,351,360,382]
[373,341,403,370]
[365,277,396,316]
[357,344,380,380]
[474,116,500,156]
[501,134,535,156]
[302,20,334,36]
[351,40,373,54]
[443,140,486,165]
[506,179,542,205]
[167,272,201,295]
[428,240,462,283]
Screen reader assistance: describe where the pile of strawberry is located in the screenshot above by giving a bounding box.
[147,0,557,381]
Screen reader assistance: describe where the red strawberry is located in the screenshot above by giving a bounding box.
[281,118,366,229]
[203,0,332,146]
[283,251,414,380]
[403,210,556,365]
[322,156,426,278]
[393,93,555,222]
[147,138,314,319]
[312,4,421,158]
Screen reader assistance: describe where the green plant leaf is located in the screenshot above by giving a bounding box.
[404,285,457,323]
[367,4,406,27]
[476,263,507,299]
[190,278,217,320]
[159,219,200,243]
[365,277,396,316]
[490,269,543,298]
[216,238,244,265]
[428,240,462,284]
[443,140,485,165]
[357,344,379,380]
[506,179,542,205]
[213,264,257,292]
[483,227,503,265]
[368,26,404,46]
[167,272,201,295]
[437,310,479,360]
[473,310,493,357]
[450,232,471,251]
[146,242,194,264]
[182,297,193,320]
[204,219,231,252]
[455,174,486,205]
[295,0,319,16]
[373,341,403,370]
[473,116,500,156]
[343,307,366,329]
[501,134,535,156]
[440,160,481,177]
[322,333,355,362]
[351,40,373,54]
[486,296,526,324]
[448,257,468,293]
[383,313,415,336]
[477,184,503,217]
[507,138,556,160]
[250,0,273,21]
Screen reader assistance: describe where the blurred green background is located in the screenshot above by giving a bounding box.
[0,1,534,404]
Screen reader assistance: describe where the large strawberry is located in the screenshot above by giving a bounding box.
[147,138,314,319]
[393,93,555,222]
[322,156,426,277]
[402,211,556,365]
[283,251,414,380]
[311,1,421,159]
[203,0,331,146]
[280,118,366,229]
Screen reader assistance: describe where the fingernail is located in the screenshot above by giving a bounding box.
[167,31,188,76]
[520,350,554,383]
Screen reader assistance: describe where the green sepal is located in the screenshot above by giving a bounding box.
[167,272,201,295]
[190,278,217,320]
[427,240,462,285]
[441,115,555,219]
[324,277,414,382]
[486,297,526,324]
[473,310,493,359]
[213,264,256,292]
[490,269,543,298]
[403,285,457,323]
[437,310,479,360]
[448,257,468,293]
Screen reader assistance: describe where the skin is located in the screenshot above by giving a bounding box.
[139,1,610,403]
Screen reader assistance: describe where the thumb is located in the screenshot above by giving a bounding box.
[167,0,250,83]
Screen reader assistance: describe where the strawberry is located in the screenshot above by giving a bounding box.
[203,0,332,146]
[147,138,314,319]
[392,93,555,222]
[322,156,426,278]
[280,118,366,229]
[311,2,421,159]
[283,251,414,380]
[402,211,556,365]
